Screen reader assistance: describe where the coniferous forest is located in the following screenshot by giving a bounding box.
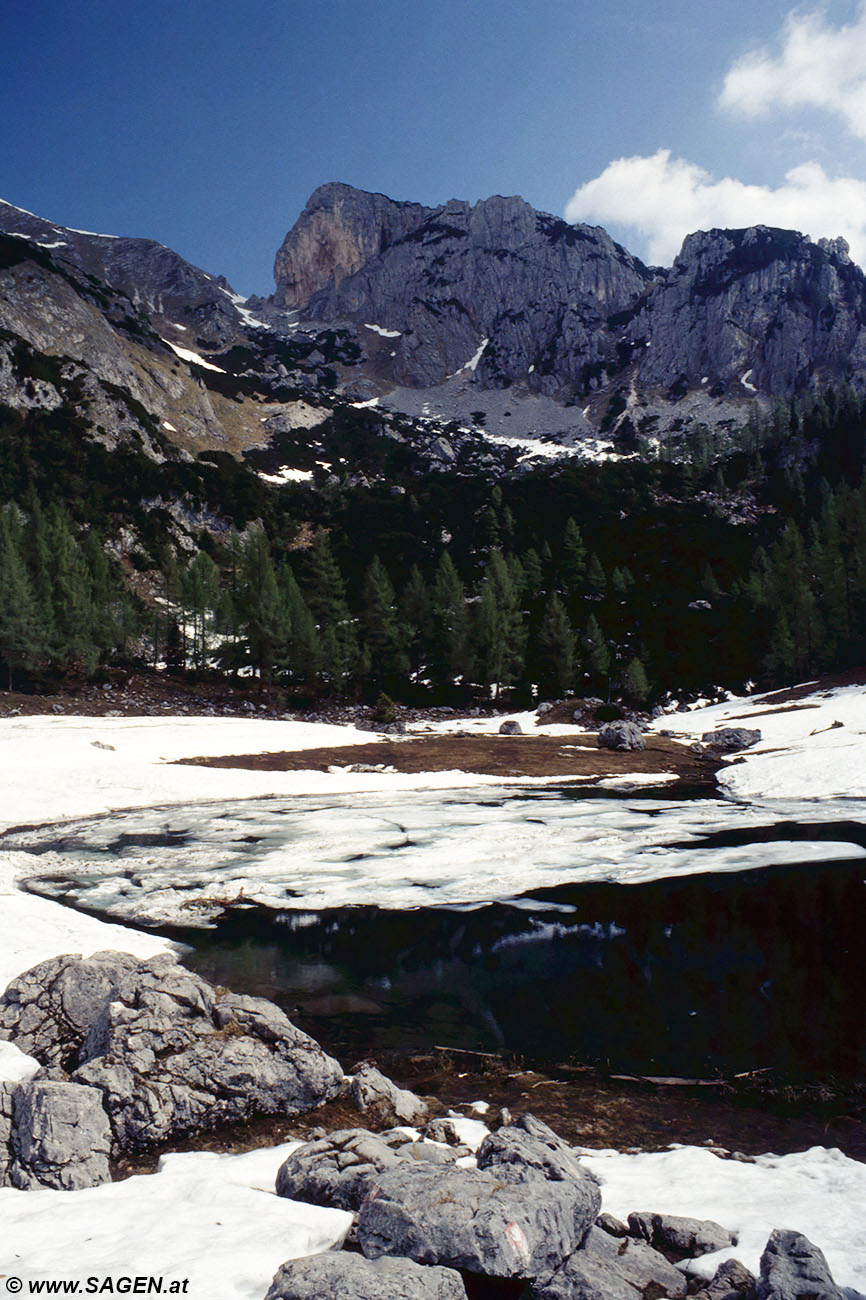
[2,385,866,705]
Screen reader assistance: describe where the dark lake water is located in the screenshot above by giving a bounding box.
[183,855,866,1082]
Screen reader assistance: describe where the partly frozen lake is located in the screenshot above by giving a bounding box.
[5,782,866,1080]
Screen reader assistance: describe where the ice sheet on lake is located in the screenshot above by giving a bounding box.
[5,784,866,926]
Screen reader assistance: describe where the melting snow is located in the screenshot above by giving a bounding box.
[364,323,401,338]
[161,339,226,373]
[740,369,757,392]
[257,467,314,484]
[219,286,270,331]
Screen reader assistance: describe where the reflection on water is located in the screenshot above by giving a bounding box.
[184,857,866,1081]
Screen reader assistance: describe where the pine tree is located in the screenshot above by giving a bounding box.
[429,551,472,689]
[560,518,587,592]
[399,564,431,676]
[360,555,409,693]
[622,655,650,704]
[583,613,610,693]
[278,563,318,686]
[0,508,39,689]
[536,593,575,696]
[46,504,96,673]
[183,551,219,673]
[304,530,357,689]
[238,530,287,685]
[475,550,526,697]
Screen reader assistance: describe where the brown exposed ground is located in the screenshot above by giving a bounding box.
[112,1053,866,1179]
[173,732,719,791]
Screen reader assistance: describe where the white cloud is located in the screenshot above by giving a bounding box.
[564,149,866,267]
[719,3,866,140]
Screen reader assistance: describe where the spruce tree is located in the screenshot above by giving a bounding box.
[0,508,39,689]
[429,551,472,689]
[360,556,409,694]
[304,530,357,690]
[475,550,526,697]
[536,592,575,696]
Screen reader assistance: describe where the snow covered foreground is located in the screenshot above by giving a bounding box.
[1,685,866,1296]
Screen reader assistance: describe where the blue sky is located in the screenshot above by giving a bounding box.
[4,1,866,291]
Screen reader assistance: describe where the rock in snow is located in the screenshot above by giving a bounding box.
[275,1127,463,1212]
[627,1209,737,1258]
[6,1079,111,1190]
[357,1160,596,1279]
[701,727,763,752]
[528,1224,688,1300]
[265,1251,468,1300]
[755,1229,846,1300]
[0,951,344,1155]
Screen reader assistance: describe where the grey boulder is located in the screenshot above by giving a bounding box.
[691,1259,756,1300]
[754,1229,844,1300]
[350,1062,429,1125]
[275,1127,459,1211]
[499,720,523,735]
[628,1211,737,1258]
[597,721,645,751]
[0,951,139,1069]
[265,1252,467,1300]
[69,954,343,1149]
[528,1224,688,1300]
[700,728,762,752]
[5,1079,111,1190]
[477,1114,600,1200]
[358,1160,595,1278]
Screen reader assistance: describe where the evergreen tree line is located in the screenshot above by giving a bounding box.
[135,522,648,704]
[6,383,866,701]
[0,499,134,689]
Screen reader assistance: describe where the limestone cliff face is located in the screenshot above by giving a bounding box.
[630,226,866,400]
[273,183,432,311]
[273,185,653,391]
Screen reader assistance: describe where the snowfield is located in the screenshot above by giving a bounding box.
[1,680,866,1297]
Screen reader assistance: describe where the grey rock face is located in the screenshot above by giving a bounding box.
[700,727,762,752]
[275,1127,460,1211]
[265,1251,468,1300]
[274,185,651,394]
[692,1259,755,1300]
[350,1062,429,1125]
[69,955,344,1149]
[755,1229,844,1300]
[7,1080,111,1190]
[499,719,523,735]
[0,951,140,1069]
[597,721,645,751]
[528,1225,688,1300]
[630,226,866,402]
[0,1083,13,1184]
[627,1211,737,1258]
[476,1115,600,1207]
[358,1161,594,1278]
